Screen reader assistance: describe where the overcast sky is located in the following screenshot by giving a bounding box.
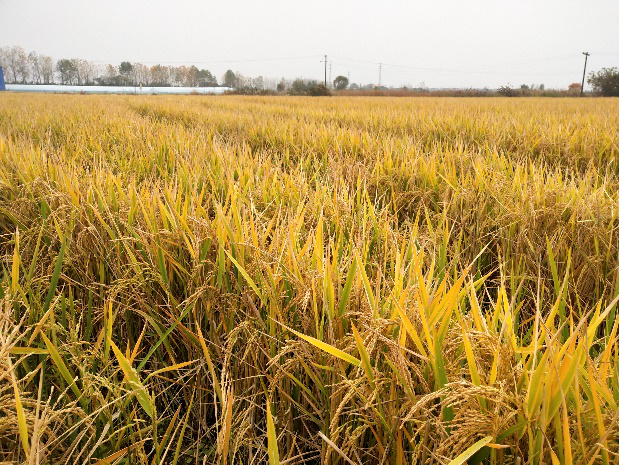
[1,0,618,89]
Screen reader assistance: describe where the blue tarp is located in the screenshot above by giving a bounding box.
[0,67,5,91]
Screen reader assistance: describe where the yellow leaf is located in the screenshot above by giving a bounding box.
[396,306,428,359]
[286,325,360,367]
[446,436,492,465]
[11,230,20,293]
[93,441,146,465]
[8,357,29,456]
[9,347,48,356]
[147,360,195,379]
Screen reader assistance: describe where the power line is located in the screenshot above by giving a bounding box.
[89,55,322,65]
[332,58,583,77]
[331,53,580,74]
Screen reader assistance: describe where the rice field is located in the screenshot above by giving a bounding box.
[1,93,619,464]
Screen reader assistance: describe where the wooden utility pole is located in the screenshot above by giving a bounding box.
[322,55,328,87]
[581,52,590,97]
[329,62,332,88]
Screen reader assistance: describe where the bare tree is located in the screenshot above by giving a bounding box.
[150,65,171,86]
[0,47,6,78]
[41,55,54,83]
[185,65,199,87]
[72,59,83,85]
[103,64,117,85]
[251,76,265,89]
[130,63,150,86]
[236,72,250,88]
[29,52,42,84]
[15,47,29,83]
[76,59,97,85]
[0,46,17,82]
[173,66,187,86]
[1,46,28,83]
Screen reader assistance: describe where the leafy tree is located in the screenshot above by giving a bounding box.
[588,68,619,96]
[276,80,286,92]
[498,85,518,97]
[196,69,217,87]
[119,61,133,77]
[568,83,582,95]
[56,58,77,85]
[288,79,330,96]
[308,83,330,96]
[333,75,349,90]
[223,70,238,88]
[289,79,307,95]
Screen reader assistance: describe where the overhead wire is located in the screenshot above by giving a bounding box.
[332,53,579,74]
[90,55,322,65]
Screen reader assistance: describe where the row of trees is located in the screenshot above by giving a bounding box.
[0,46,54,84]
[0,45,383,93]
[0,46,226,87]
[0,46,274,88]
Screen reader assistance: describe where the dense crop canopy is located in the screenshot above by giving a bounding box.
[0,94,618,464]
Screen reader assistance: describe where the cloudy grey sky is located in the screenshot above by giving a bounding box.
[1,0,618,89]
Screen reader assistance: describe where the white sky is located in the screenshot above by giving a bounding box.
[1,0,618,89]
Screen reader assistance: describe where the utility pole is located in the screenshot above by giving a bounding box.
[581,52,590,97]
[379,63,382,87]
[321,55,328,87]
[329,62,332,88]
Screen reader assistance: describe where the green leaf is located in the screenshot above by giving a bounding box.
[351,323,375,388]
[41,332,86,410]
[266,397,280,465]
[111,341,154,418]
[338,258,357,317]
[42,239,67,316]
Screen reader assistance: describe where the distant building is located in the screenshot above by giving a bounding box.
[0,67,5,91]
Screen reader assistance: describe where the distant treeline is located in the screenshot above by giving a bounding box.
[336,85,586,97]
[0,45,270,88]
[2,45,617,96]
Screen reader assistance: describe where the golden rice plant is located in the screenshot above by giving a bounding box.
[0,93,618,464]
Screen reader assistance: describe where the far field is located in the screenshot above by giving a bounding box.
[0,94,618,464]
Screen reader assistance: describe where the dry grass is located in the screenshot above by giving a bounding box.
[0,94,618,464]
